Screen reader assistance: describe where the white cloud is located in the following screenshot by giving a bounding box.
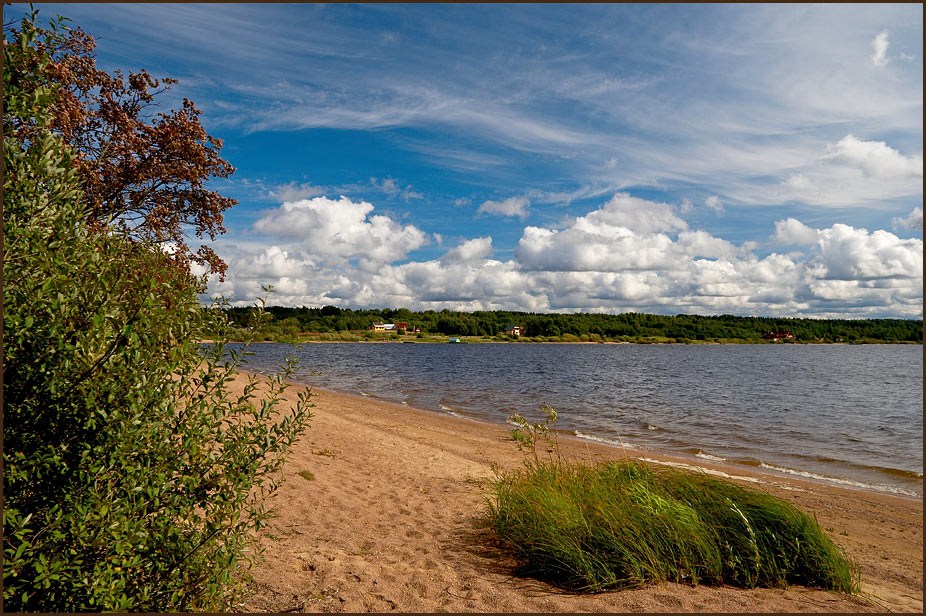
[253,195,429,266]
[892,206,923,231]
[205,194,922,318]
[808,224,922,281]
[774,135,923,207]
[871,31,889,67]
[228,245,316,279]
[822,134,923,179]
[453,197,471,207]
[268,181,326,202]
[440,236,493,264]
[780,173,817,196]
[477,196,531,220]
[582,193,688,235]
[772,218,818,245]
[705,195,725,215]
[514,195,739,273]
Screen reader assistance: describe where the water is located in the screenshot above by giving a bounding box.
[223,342,923,499]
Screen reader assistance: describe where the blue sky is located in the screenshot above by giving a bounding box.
[9,3,923,317]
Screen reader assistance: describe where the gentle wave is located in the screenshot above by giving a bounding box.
[225,342,923,500]
[790,455,926,481]
[694,451,727,462]
[574,430,637,450]
[758,462,921,498]
[438,403,465,418]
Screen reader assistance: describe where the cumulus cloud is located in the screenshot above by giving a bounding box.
[705,195,725,215]
[870,31,889,67]
[514,195,740,272]
[205,194,922,318]
[822,134,923,179]
[777,135,923,207]
[892,206,923,231]
[583,193,687,235]
[477,196,531,220]
[808,224,922,281]
[253,195,429,267]
[440,236,493,264]
[772,218,818,245]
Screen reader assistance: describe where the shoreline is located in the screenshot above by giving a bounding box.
[241,366,923,502]
[331,382,923,502]
[229,370,923,613]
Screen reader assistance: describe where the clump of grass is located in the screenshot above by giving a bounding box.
[297,470,316,481]
[487,410,859,594]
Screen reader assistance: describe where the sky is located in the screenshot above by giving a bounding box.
[8,3,924,318]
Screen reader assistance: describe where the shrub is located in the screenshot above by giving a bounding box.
[3,11,311,611]
[487,412,859,594]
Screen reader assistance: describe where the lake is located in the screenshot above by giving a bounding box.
[222,342,923,499]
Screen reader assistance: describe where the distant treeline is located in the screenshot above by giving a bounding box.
[220,306,923,343]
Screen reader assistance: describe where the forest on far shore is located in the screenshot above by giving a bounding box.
[219,305,923,344]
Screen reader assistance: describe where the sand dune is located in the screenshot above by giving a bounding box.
[229,372,922,613]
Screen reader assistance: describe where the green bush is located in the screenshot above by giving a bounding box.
[3,11,311,611]
[488,412,859,594]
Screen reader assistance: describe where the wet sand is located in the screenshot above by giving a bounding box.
[230,372,923,613]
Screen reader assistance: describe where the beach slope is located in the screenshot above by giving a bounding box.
[231,372,922,613]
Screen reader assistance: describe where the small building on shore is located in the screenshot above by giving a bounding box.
[762,331,795,341]
[369,322,419,333]
[503,324,522,337]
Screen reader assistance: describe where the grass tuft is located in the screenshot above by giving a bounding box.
[487,410,859,594]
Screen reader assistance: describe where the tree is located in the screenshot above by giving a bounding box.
[3,10,310,610]
[3,8,236,277]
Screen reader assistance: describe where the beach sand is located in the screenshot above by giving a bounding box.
[229,372,923,613]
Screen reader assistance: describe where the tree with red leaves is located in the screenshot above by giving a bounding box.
[4,9,236,278]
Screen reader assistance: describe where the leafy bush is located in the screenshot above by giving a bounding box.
[3,11,311,611]
[488,412,859,594]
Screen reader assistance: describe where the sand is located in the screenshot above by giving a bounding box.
[228,372,923,613]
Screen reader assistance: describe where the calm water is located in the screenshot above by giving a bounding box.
[225,342,923,499]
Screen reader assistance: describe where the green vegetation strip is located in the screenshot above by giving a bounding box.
[220,305,923,344]
[487,459,860,594]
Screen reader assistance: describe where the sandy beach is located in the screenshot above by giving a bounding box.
[230,371,923,613]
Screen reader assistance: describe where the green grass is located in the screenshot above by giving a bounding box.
[487,458,860,594]
[297,470,316,481]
